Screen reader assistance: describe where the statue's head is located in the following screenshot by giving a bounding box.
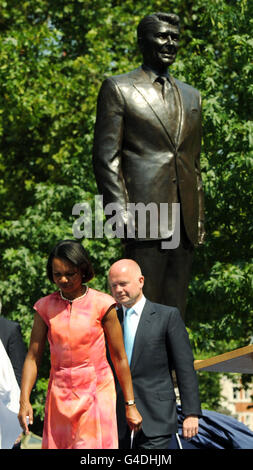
[137,12,180,72]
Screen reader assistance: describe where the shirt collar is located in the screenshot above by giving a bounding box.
[122,295,146,317]
[142,64,170,83]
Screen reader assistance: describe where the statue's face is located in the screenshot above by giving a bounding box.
[141,20,179,71]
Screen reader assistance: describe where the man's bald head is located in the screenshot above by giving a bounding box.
[108,259,144,307]
[109,259,142,278]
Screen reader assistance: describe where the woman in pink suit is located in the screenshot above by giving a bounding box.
[18,240,142,449]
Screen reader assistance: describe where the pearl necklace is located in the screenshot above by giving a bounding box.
[60,286,89,303]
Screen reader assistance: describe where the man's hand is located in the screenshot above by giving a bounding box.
[182,415,199,440]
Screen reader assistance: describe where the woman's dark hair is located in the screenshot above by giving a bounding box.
[47,239,94,283]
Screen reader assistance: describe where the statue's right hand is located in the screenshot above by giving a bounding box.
[18,401,33,435]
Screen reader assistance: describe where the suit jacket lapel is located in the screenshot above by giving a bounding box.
[131,68,198,151]
[173,77,196,148]
[169,75,183,146]
[117,301,160,371]
[129,300,156,371]
[133,73,177,151]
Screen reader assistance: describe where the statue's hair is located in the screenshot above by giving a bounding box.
[137,12,180,42]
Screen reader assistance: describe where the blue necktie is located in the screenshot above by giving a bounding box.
[124,307,135,365]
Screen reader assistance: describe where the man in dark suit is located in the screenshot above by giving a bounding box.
[0,300,27,387]
[108,259,201,449]
[93,12,205,317]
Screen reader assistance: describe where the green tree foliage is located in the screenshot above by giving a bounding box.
[0,0,252,429]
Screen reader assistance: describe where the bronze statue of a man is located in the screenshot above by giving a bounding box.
[93,12,205,318]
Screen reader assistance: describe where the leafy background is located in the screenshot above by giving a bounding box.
[0,0,252,432]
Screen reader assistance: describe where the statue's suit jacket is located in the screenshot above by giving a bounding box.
[93,66,204,245]
[114,300,201,438]
[0,316,27,386]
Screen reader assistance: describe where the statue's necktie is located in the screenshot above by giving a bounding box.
[157,76,179,142]
[124,307,136,365]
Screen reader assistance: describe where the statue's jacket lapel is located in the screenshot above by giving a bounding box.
[132,69,183,151]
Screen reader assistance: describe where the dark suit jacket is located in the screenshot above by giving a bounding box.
[114,300,201,439]
[0,316,27,386]
[93,66,204,245]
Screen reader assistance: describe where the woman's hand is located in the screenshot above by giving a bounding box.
[125,404,142,433]
[18,400,33,435]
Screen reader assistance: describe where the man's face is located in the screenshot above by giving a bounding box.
[141,20,179,71]
[108,267,144,308]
